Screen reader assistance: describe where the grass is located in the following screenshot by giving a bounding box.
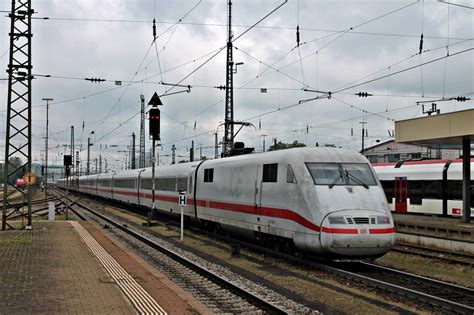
[376,251,474,289]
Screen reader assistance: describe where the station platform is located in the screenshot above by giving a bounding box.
[393,213,474,241]
[0,221,209,314]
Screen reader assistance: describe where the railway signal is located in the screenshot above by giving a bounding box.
[63,154,72,220]
[147,92,163,227]
[149,107,161,141]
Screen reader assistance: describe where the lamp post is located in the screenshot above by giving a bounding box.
[86,131,94,175]
[42,98,53,200]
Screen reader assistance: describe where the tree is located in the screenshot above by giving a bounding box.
[268,140,306,151]
[1,157,24,184]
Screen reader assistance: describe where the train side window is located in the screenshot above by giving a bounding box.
[177,178,187,191]
[263,163,278,182]
[425,180,442,199]
[380,180,393,203]
[409,180,423,205]
[189,176,193,192]
[116,179,135,188]
[447,180,462,200]
[156,178,176,191]
[287,164,296,183]
[141,179,152,190]
[204,169,214,183]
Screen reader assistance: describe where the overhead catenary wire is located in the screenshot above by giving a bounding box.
[301,0,419,52]
[437,0,474,10]
[16,2,472,162]
[234,49,473,125]
[25,45,469,134]
[333,38,472,92]
[162,0,288,96]
[332,47,473,94]
[24,37,469,115]
[161,102,425,148]
[81,1,204,137]
[20,3,472,113]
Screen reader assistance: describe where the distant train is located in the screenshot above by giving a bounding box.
[373,159,474,217]
[58,147,395,259]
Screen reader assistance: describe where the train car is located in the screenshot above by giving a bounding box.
[59,147,395,259]
[373,159,474,217]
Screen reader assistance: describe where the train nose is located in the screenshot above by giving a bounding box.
[319,210,395,258]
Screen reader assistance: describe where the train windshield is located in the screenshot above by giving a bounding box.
[306,163,377,187]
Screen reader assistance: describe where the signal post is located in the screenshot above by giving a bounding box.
[147,92,163,226]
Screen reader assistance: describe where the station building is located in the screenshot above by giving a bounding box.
[363,139,464,163]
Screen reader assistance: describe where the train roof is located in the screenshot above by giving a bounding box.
[66,147,368,181]
[373,158,474,180]
[201,147,368,167]
[373,158,474,168]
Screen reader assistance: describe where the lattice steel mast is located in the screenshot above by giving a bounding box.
[139,95,146,168]
[223,0,234,156]
[2,0,33,230]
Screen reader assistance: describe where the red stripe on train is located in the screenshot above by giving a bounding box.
[80,187,395,235]
[321,227,358,234]
[368,227,396,234]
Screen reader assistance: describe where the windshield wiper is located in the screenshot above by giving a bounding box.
[345,170,369,189]
[328,169,343,188]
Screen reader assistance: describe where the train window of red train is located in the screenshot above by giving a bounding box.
[425,180,442,199]
[380,181,393,203]
[447,180,463,200]
[409,180,424,205]
[263,163,278,182]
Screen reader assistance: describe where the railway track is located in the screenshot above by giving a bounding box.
[57,188,474,314]
[189,229,474,314]
[54,189,293,314]
[5,195,61,220]
[324,261,474,314]
[392,242,474,266]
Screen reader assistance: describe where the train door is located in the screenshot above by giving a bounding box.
[394,177,408,212]
[137,169,146,206]
[254,165,262,216]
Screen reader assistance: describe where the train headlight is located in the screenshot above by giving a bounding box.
[328,216,346,224]
[376,216,390,224]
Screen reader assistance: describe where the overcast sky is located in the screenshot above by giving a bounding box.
[0,0,472,170]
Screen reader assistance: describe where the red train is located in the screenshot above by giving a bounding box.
[373,159,474,217]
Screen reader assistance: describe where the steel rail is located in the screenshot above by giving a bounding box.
[48,190,87,221]
[58,190,287,314]
[392,243,474,266]
[317,264,474,314]
[58,188,474,314]
[350,262,474,314]
[4,197,58,210]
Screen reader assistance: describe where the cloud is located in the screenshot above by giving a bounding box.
[0,0,472,168]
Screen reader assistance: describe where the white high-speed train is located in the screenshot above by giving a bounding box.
[373,159,474,217]
[58,147,395,259]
